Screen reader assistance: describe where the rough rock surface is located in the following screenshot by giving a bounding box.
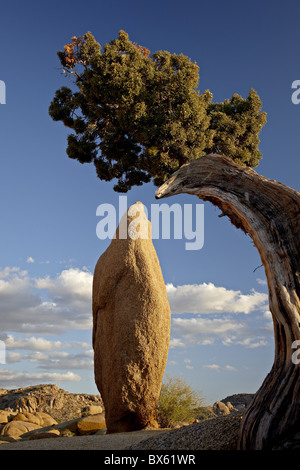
[0,384,103,422]
[0,420,42,439]
[0,411,13,423]
[81,405,103,416]
[14,413,107,439]
[0,411,107,442]
[11,411,57,427]
[76,413,106,435]
[93,202,171,433]
[127,411,245,450]
[27,430,60,440]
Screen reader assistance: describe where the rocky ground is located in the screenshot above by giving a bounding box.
[0,384,254,450]
[127,411,245,450]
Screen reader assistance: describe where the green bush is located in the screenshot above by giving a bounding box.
[157,375,205,428]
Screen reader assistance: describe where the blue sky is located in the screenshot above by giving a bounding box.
[0,0,299,404]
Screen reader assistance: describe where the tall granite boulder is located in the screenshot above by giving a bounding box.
[93,202,171,433]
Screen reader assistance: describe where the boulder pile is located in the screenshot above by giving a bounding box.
[213,393,254,416]
[0,407,106,444]
[0,384,103,423]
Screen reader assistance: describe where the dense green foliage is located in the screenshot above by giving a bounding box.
[157,375,205,428]
[49,31,267,192]
[207,89,267,167]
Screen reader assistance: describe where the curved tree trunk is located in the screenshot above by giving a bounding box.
[155,154,300,450]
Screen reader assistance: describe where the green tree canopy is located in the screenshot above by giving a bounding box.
[49,30,267,192]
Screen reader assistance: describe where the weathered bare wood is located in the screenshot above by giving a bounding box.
[155,154,300,449]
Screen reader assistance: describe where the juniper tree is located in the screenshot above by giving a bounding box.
[207,89,267,167]
[49,30,266,192]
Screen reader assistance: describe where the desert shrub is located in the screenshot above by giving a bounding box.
[157,375,205,428]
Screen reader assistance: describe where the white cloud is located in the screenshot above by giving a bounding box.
[0,266,92,334]
[169,337,186,348]
[74,341,91,349]
[166,281,271,351]
[0,369,82,388]
[26,257,35,263]
[166,282,268,315]
[170,312,272,350]
[263,310,272,319]
[5,335,67,351]
[0,267,27,279]
[222,336,268,348]
[169,335,218,348]
[35,268,92,306]
[172,317,244,337]
[200,338,215,345]
[184,358,194,369]
[6,352,22,363]
[203,364,236,372]
[256,278,267,286]
[27,350,93,370]
[0,269,41,317]
[203,364,220,371]
[224,365,237,371]
[1,332,93,373]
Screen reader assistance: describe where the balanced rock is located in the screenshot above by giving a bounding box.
[93,202,171,433]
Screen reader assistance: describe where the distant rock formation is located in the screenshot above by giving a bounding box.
[93,202,171,433]
[213,394,254,416]
[219,393,254,411]
[0,384,102,422]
